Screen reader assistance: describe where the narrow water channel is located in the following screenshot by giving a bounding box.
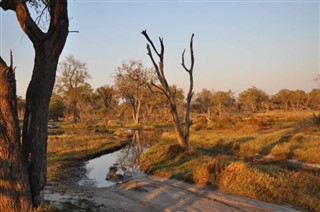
[79,130,161,188]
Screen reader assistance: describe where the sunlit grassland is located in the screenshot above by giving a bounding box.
[47,131,126,181]
[141,110,320,211]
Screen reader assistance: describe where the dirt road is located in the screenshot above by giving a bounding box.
[45,173,299,211]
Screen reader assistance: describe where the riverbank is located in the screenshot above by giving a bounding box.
[44,116,319,211]
[44,127,299,211]
[47,130,128,181]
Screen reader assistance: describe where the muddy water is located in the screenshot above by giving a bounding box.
[79,130,161,188]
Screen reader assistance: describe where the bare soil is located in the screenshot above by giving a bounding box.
[45,171,300,211]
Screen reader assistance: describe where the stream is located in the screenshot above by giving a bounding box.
[78,130,161,188]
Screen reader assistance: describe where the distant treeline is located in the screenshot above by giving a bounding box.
[15,86,319,123]
[17,57,320,123]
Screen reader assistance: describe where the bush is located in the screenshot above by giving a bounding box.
[193,164,211,185]
[48,101,65,121]
[312,113,320,126]
[191,116,208,131]
[207,116,235,130]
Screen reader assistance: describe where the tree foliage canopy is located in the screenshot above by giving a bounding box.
[55,55,92,122]
[114,60,153,124]
[238,86,269,111]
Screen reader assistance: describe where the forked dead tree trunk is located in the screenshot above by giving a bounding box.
[0,52,32,211]
[141,30,195,148]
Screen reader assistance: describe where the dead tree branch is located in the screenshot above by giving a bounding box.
[141,30,195,148]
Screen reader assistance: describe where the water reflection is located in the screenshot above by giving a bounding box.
[117,130,153,171]
[79,130,161,188]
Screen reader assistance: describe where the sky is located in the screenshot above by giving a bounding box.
[0,0,319,97]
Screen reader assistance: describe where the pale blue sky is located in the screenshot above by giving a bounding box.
[0,0,319,97]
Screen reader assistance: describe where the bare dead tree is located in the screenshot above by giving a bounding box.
[0,51,32,211]
[141,30,195,148]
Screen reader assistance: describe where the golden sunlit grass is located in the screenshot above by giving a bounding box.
[47,131,126,181]
[141,110,320,211]
[219,162,320,210]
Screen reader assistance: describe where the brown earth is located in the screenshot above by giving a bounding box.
[45,172,300,212]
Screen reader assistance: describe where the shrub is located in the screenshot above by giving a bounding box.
[193,164,211,185]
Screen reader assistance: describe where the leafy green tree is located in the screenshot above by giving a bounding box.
[48,94,65,121]
[272,89,292,110]
[114,60,152,124]
[55,55,92,123]
[17,95,26,118]
[290,90,308,110]
[308,89,320,109]
[96,85,117,114]
[75,84,98,122]
[238,86,269,111]
[212,90,235,116]
[193,89,213,116]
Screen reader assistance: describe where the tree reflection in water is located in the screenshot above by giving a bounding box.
[81,129,163,187]
[117,130,161,171]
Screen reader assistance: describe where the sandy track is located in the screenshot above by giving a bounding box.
[45,173,299,211]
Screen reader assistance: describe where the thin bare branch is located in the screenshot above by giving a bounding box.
[181,34,195,73]
[150,81,170,100]
[146,45,158,70]
[141,30,161,58]
[10,49,13,69]
[190,33,195,71]
[146,44,166,85]
[181,49,189,73]
[158,37,167,83]
[34,4,48,26]
[159,37,164,60]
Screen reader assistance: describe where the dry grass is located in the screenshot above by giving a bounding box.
[47,131,126,181]
[219,162,320,211]
[141,110,320,211]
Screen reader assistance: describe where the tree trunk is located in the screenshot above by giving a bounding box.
[1,0,69,207]
[170,102,188,148]
[135,99,141,124]
[132,98,141,124]
[22,51,60,206]
[72,103,80,123]
[0,56,32,211]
